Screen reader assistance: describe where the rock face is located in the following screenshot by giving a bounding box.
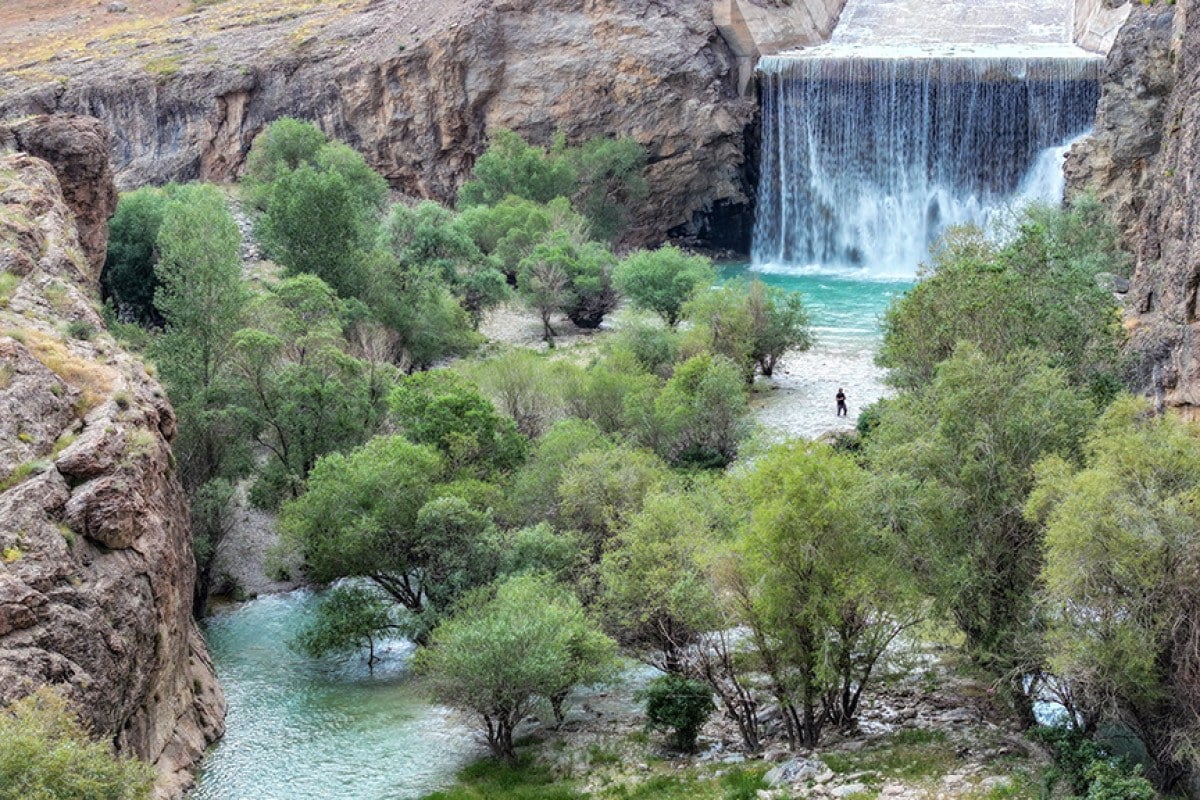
[0,0,756,248]
[1065,3,1176,237]
[1065,0,1200,417]
[0,115,118,282]
[0,119,224,798]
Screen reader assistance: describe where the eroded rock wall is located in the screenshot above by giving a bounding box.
[0,115,224,799]
[2,0,756,247]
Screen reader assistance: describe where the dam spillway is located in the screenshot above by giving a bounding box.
[751,44,1102,276]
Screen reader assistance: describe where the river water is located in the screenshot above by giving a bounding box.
[191,592,482,800]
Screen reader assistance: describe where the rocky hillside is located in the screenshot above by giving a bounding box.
[0,114,224,799]
[1066,0,1200,419]
[0,0,758,247]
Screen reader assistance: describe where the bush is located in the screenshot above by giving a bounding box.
[643,674,715,753]
[615,246,716,327]
[0,688,153,800]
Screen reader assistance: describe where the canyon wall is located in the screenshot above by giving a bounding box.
[0,114,224,798]
[1068,0,1200,417]
[1,0,757,247]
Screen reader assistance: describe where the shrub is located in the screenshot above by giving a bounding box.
[614,246,716,327]
[0,688,153,800]
[642,674,715,753]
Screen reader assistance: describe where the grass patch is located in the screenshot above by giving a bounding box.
[423,757,582,800]
[0,460,47,493]
[821,729,959,782]
[0,272,18,307]
[21,329,114,414]
[143,55,181,78]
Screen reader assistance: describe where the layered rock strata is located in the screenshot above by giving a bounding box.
[1,0,756,246]
[0,114,225,799]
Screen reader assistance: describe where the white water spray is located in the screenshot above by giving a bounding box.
[751,48,1102,278]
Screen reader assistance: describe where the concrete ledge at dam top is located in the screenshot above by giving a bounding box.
[769,41,1107,60]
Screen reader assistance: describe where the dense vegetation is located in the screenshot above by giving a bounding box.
[82,120,1197,797]
[0,689,153,800]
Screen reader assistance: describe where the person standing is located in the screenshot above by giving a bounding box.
[836,387,848,417]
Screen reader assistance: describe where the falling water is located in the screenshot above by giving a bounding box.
[752,48,1102,276]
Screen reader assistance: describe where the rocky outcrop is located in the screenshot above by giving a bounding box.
[0,115,118,281]
[0,120,224,797]
[1072,0,1200,418]
[1065,3,1176,237]
[0,0,757,248]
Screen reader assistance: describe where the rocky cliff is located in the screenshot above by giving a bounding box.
[0,0,756,247]
[0,114,224,798]
[1068,0,1200,417]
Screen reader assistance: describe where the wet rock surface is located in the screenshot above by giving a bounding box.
[0,119,224,799]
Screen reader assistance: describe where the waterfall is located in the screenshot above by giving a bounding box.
[752,48,1102,277]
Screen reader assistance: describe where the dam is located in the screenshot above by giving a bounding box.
[745,0,1111,276]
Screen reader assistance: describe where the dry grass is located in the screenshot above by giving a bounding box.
[18,328,115,414]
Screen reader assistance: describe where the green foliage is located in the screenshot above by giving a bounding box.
[867,344,1094,712]
[879,202,1126,397]
[1029,723,1158,800]
[381,201,508,328]
[66,320,95,341]
[1084,761,1156,800]
[503,419,611,527]
[191,477,235,606]
[567,135,647,242]
[457,196,557,281]
[150,182,250,493]
[556,444,669,554]
[423,756,583,800]
[295,583,397,667]
[279,436,440,610]
[242,117,329,208]
[614,246,716,327]
[731,440,917,746]
[464,349,567,439]
[650,354,748,469]
[458,130,645,242]
[1029,397,1200,786]
[102,186,167,324]
[605,315,680,378]
[414,573,618,761]
[0,688,153,800]
[230,275,395,508]
[517,231,618,340]
[642,674,715,752]
[459,130,579,209]
[255,163,377,299]
[388,370,527,476]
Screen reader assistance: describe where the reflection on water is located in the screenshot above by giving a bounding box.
[192,591,481,800]
[721,266,912,440]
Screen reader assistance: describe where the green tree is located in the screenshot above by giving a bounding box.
[229,275,395,507]
[150,182,250,492]
[745,279,812,377]
[279,436,441,632]
[650,354,749,469]
[459,130,579,209]
[614,246,716,327]
[879,203,1125,397]
[502,419,611,527]
[556,444,669,557]
[388,370,527,476]
[518,231,617,340]
[457,195,557,281]
[295,583,399,669]
[242,117,330,209]
[568,135,647,242]
[381,201,508,328]
[414,573,617,762]
[255,164,378,299]
[867,344,1094,721]
[1028,397,1200,793]
[642,674,715,753]
[0,688,153,800]
[730,441,918,748]
[598,488,721,672]
[102,186,168,325]
[464,349,568,439]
